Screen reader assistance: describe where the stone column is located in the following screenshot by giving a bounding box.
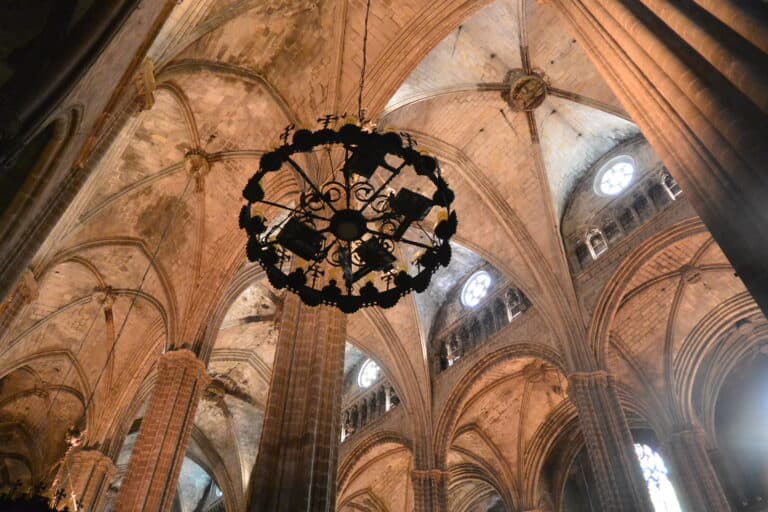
[568,371,653,511]
[113,349,209,512]
[552,0,768,316]
[55,449,116,511]
[665,428,731,511]
[248,294,346,512]
[411,469,449,512]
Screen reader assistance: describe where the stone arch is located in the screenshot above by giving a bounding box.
[521,398,580,508]
[357,305,433,469]
[0,106,82,297]
[157,59,299,128]
[336,488,391,512]
[154,81,200,148]
[588,218,707,367]
[337,430,413,492]
[337,440,414,511]
[433,341,567,467]
[384,130,582,371]
[39,237,178,347]
[196,264,267,362]
[355,0,495,116]
[674,292,766,435]
[449,427,518,510]
[448,462,509,512]
[614,382,668,436]
[0,106,80,219]
[0,349,90,408]
[189,426,241,512]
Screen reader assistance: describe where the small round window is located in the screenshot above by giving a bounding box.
[461,271,492,308]
[595,155,635,196]
[358,359,380,388]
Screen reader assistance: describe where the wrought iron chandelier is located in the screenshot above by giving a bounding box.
[239,122,456,313]
[238,0,457,313]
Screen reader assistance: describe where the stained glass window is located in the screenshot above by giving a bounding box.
[358,359,380,388]
[461,271,492,308]
[595,156,635,196]
[634,443,682,512]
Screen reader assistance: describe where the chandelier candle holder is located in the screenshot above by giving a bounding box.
[240,120,457,313]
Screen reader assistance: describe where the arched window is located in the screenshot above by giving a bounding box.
[587,229,608,259]
[634,443,682,512]
[661,171,682,199]
[505,288,524,321]
[357,359,380,388]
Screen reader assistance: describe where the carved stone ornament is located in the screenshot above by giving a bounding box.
[185,149,211,179]
[503,69,548,112]
[65,425,86,448]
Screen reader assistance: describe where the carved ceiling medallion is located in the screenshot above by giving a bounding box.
[503,69,548,112]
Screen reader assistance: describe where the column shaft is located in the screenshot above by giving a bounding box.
[113,349,209,512]
[568,371,653,511]
[248,294,346,511]
[666,428,731,511]
[552,0,768,315]
[411,469,449,512]
[691,0,768,53]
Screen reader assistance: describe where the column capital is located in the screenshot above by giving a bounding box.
[568,370,610,382]
[18,269,38,301]
[115,347,209,512]
[158,348,210,385]
[667,425,714,450]
[133,58,156,111]
[670,425,704,436]
[411,468,449,483]
[58,448,117,512]
[69,448,113,465]
[567,370,614,401]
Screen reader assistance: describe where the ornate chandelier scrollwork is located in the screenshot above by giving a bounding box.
[240,120,457,313]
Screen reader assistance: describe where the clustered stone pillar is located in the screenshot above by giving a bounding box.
[248,293,346,511]
[114,349,209,512]
[551,0,768,316]
[568,371,653,511]
[665,427,731,511]
[411,469,449,512]
[55,449,116,511]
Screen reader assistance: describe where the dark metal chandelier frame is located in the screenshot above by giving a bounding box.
[240,121,457,313]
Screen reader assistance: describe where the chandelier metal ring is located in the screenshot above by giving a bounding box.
[240,121,457,313]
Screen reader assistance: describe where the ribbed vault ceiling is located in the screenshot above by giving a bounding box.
[7,1,749,511]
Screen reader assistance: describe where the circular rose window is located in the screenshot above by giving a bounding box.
[358,359,381,388]
[461,271,492,308]
[595,155,635,196]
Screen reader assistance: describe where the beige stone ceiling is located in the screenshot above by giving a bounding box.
[0,0,759,510]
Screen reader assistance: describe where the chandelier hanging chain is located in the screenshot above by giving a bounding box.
[357,0,372,121]
[239,0,457,313]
